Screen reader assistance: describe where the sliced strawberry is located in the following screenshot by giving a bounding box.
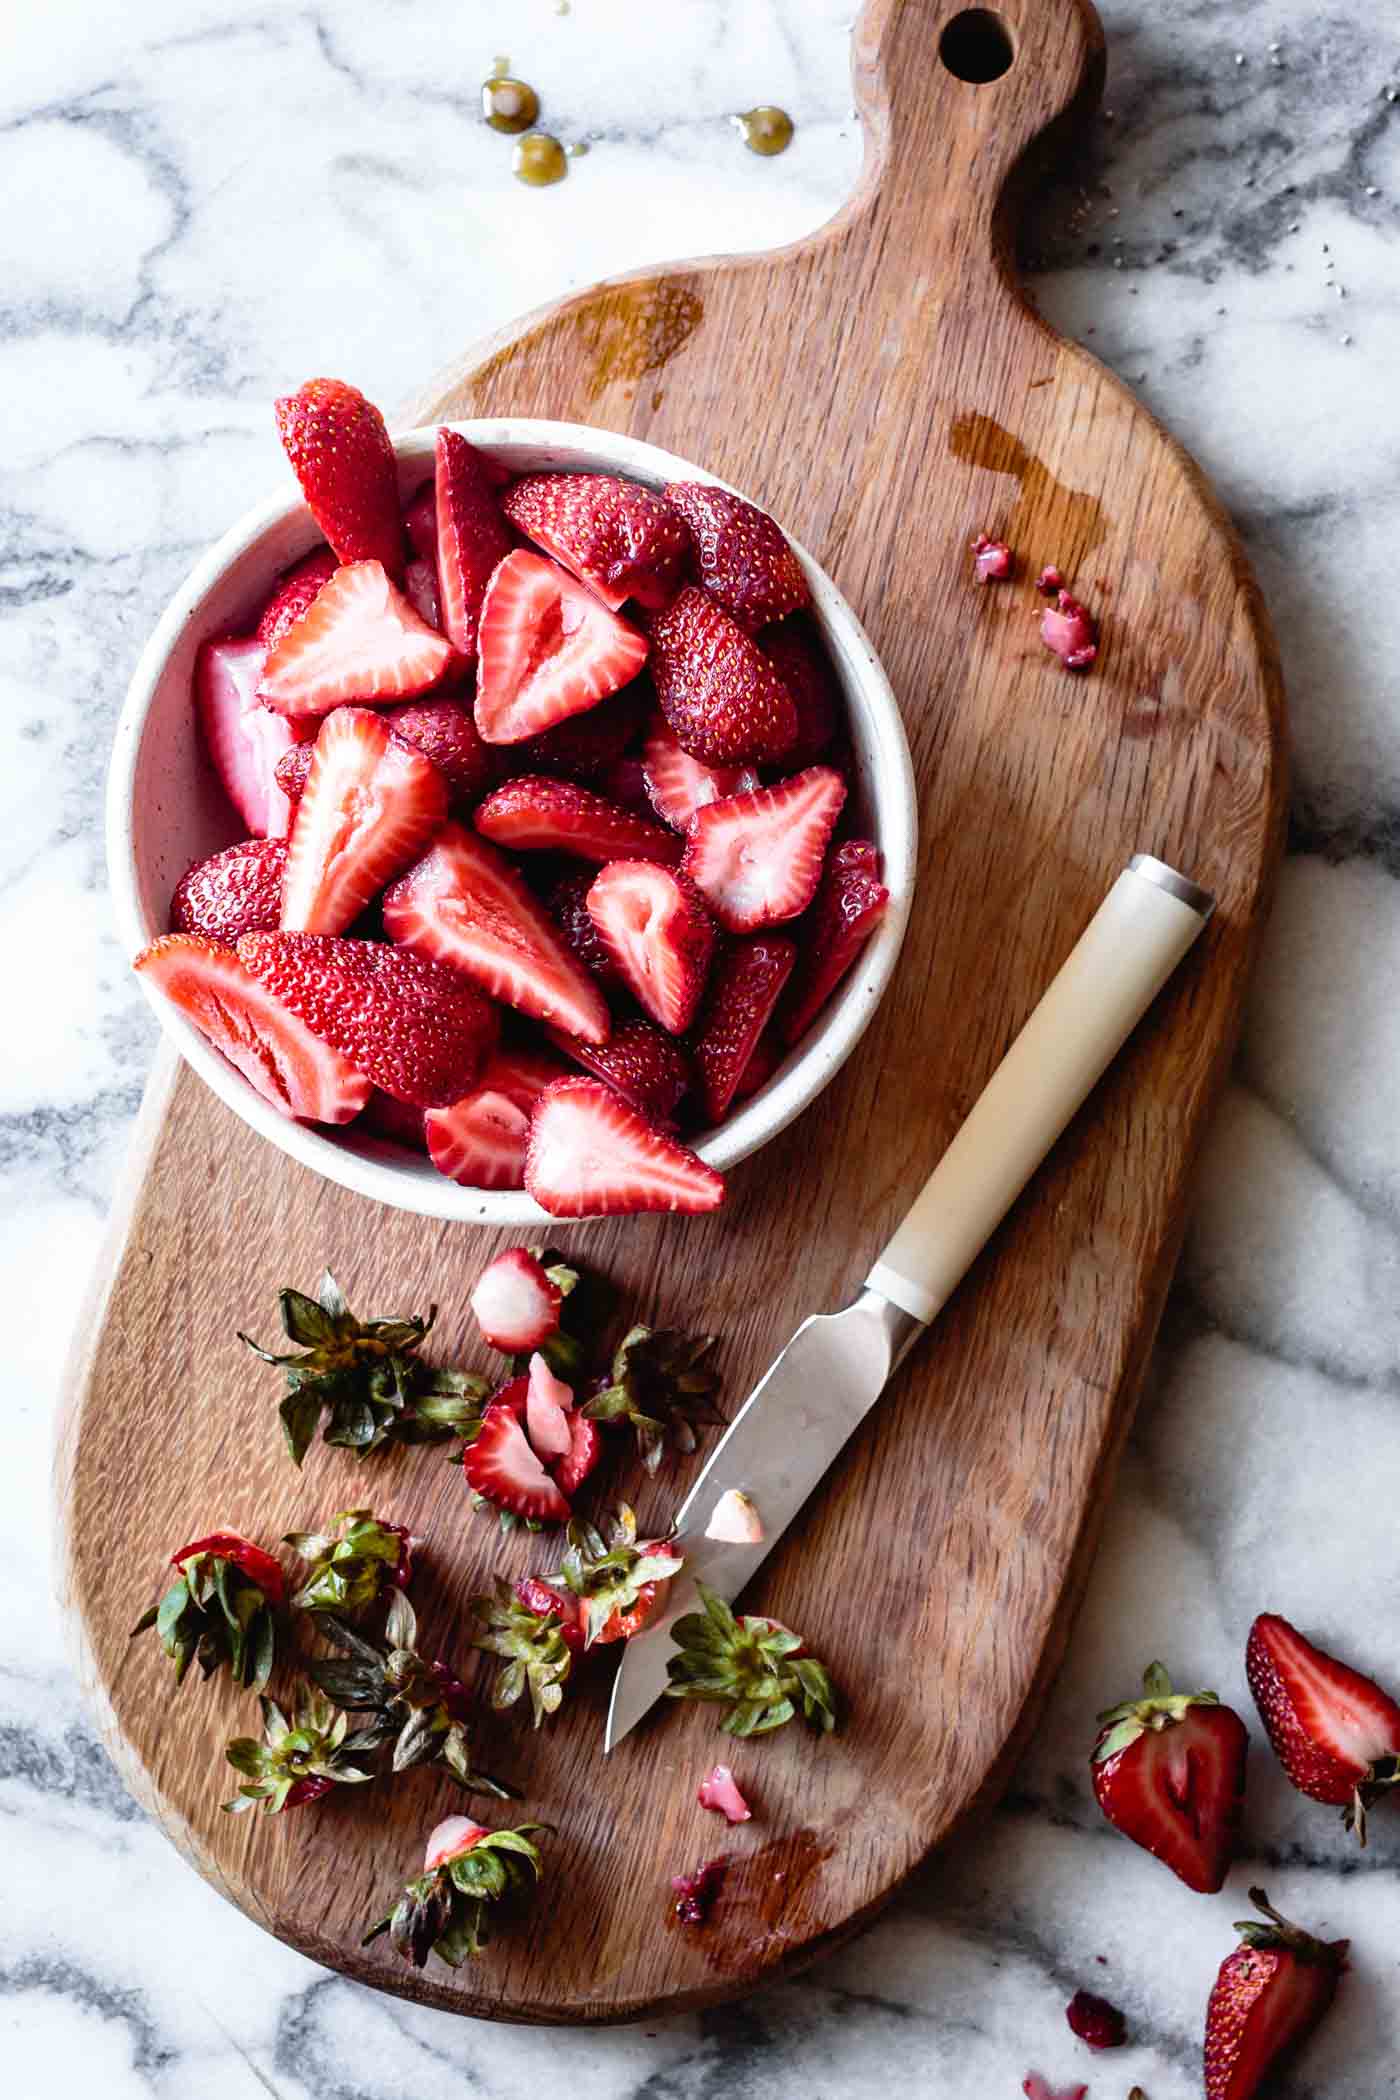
[545,1017,692,1123]
[525,1077,725,1217]
[1247,1612,1400,1839]
[133,934,370,1123]
[756,617,838,768]
[462,1401,571,1524]
[551,1412,602,1500]
[598,753,652,815]
[435,428,514,661]
[194,637,312,839]
[423,1046,565,1189]
[641,715,761,832]
[474,551,648,745]
[259,561,453,716]
[273,740,315,806]
[236,931,497,1108]
[404,480,438,564]
[697,1764,752,1824]
[171,838,287,943]
[360,1086,427,1151]
[649,586,798,766]
[704,1490,764,1545]
[693,937,797,1123]
[171,1531,287,1605]
[525,1350,574,1460]
[279,706,448,936]
[502,473,690,610]
[663,482,809,631]
[382,697,498,806]
[780,837,890,1044]
[507,680,646,788]
[383,823,610,1043]
[681,767,845,935]
[475,776,681,865]
[423,1815,489,1871]
[586,861,715,1035]
[1091,1663,1248,1893]
[470,1248,561,1353]
[402,556,446,635]
[256,549,340,652]
[514,1575,585,1651]
[732,1030,782,1103]
[274,378,404,577]
[547,870,622,987]
[1204,1891,1347,2100]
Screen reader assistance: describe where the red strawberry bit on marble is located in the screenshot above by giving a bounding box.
[384,823,610,1043]
[434,428,514,661]
[513,681,647,784]
[1022,2079,1086,2100]
[502,472,690,610]
[663,482,809,631]
[462,1400,571,1525]
[546,1017,692,1124]
[971,531,1013,583]
[682,766,846,934]
[474,550,648,745]
[424,1046,565,1189]
[1091,1661,1248,1893]
[1204,1890,1347,2100]
[649,586,798,766]
[1246,1611,1400,1842]
[475,777,682,865]
[525,1077,725,1217]
[236,931,497,1109]
[755,617,838,769]
[780,838,889,1044]
[1040,588,1099,672]
[671,1857,727,1927]
[586,861,716,1035]
[133,934,371,1124]
[279,706,448,936]
[470,1248,561,1354]
[641,715,760,832]
[693,937,796,1124]
[195,638,311,840]
[171,838,287,944]
[1065,1990,1125,2050]
[697,1764,752,1824]
[382,697,498,806]
[258,561,454,715]
[274,378,405,578]
[256,549,340,651]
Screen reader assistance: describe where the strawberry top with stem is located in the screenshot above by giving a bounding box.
[1204,1888,1347,2100]
[364,1821,546,1970]
[552,1504,682,1646]
[131,1537,283,1692]
[665,1581,838,1736]
[284,1509,413,1615]
[224,1688,380,1815]
[469,1575,575,1726]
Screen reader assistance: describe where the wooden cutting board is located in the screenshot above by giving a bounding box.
[57,0,1285,2026]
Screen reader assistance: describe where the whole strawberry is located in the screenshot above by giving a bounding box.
[131,1532,285,1691]
[1246,1611,1400,1842]
[1091,1661,1248,1892]
[1204,1889,1347,2100]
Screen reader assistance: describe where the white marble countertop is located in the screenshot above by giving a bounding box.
[7,0,1400,2092]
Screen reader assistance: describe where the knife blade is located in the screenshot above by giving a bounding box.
[604,854,1215,1751]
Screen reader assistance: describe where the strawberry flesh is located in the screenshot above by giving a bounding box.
[274,378,405,577]
[475,776,681,865]
[279,706,449,936]
[463,1400,571,1524]
[470,1248,561,1353]
[502,472,690,610]
[256,549,340,651]
[423,1815,489,1871]
[640,715,760,831]
[1064,1991,1124,2049]
[780,838,889,1043]
[1021,2080,1086,2100]
[546,1018,692,1124]
[259,560,453,715]
[1246,1612,1400,1834]
[434,428,514,661]
[195,637,311,840]
[693,936,797,1123]
[382,697,498,806]
[971,532,1013,583]
[424,1046,565,1189]
[525,1350,574,1461]
[697,1764,752,1824]
[514,1575,585,1651]
[525,1077,725,1217]
[671,1857,727,1927]
[586,861,716,1035]
[551,1411,602,1500]
[1040,589,1099,672]
[475,550,648,745]
[649,586,798,766]
[682,767,846,935]
[663,482,809,631]
[755,617,839,770]
[171,838,287,944]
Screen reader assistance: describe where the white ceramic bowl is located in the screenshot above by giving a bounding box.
[108,420,917,1224]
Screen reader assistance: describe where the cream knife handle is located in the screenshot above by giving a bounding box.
[865,856,1214,1326]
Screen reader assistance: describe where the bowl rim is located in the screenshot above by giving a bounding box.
[107,417,918,1224]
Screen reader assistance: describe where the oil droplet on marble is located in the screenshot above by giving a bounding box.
[483,73,541,133]
[513,131,568,186]
[736,105,794,156]
[567,140,590,158]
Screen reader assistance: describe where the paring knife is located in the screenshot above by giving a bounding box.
[605,854,1215,1751]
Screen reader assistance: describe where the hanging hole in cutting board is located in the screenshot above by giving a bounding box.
[939,9,1015,83]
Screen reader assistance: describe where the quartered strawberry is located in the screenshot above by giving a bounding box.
[780,837,890,1043]
[640,715,760,831]
[663,482,809,631]
[273,740,316,806]
[682,766,846,934]
[525,1077,725,1217]
[474,550,648,745]
[475,776,681,865]
[195,637,312,840]
[1246,1612,1400,1842]
[237,931,497,1109]
[424,1047,566,1189]
[1204,1890,1347,2100]
[649,586,798,766]
[434,428,514,661]
[552,1412,602,1500]
[382,697,498,806]
[511,680,647,784]
[547,869,622,987]
[470,1248,561,1353]
[259,561,453,716]
[279,706,448,935]
[756,617,838,769]
[274,378,405,577]
[360,1086,428,1151]
[170,838,287,943]
[462,1400,571,1525]
[502,472,690,610]
[133,934,370,1123]
[383,823,610,1043]
[693,937,797,1124]
[586,861,715,1035]
[545,1018,692,1124]
[1091,1662,1248,1894]
[256,549,340,651]
[514,1575,585,1652]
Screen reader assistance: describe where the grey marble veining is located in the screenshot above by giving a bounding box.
[5,0,1400,2093]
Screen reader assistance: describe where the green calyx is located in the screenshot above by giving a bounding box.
[130,1551,277,1693]
[1233,1887,1349,1967]
[285,1509,408,1616]
[582,1325,723,1474]
[364,1824,546,1969]
[665,1581,838,1738]
[224,1689,378,1814]
[553,1504,681,1647]
[1092,1660,1221,1764]
[240,1269,490,1466]
[469,1579,573,1727]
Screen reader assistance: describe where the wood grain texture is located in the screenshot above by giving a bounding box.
[58,0,1286,2025]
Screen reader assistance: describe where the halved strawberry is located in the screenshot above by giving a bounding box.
[474,777,681,865]
[258,561,453,716]
[382,697,498,806]
[551,1412,602,1501]
[1204,1890,1348,2100]
[470,1249,561,1354]
[514,1574,585,1651]
[693,937,797,1123]
[586,861,715,1035]
[682,767,846,934]
[133,934,370,1123]
[256,549,340,652]
[274,378,404,577]
[756,616,838,768]
[1091,1662,1249,1893]
[462,1401,571,1525]
[663,482,809,631]
[649,586,798,765]
[237,931,497,1108]
[360,1086,427,1151]
[194,637,312,840]
[525,1350,574,1460]
[511,682,646,783]
[780,837,890,1044]
[435,428,514,661]
[641,715,760,832]
[279,706,448,935]
[383,824,610,1043]
[424,1046,566,1189]
[474,551,648,745]
[1247,1612,1400,1841]
[273,741,315,806]
[525,1077,725,1217]
[502,473,690,610]
[545,1018,692,1123]
[171,838,287,943]
[547,870,622,987]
